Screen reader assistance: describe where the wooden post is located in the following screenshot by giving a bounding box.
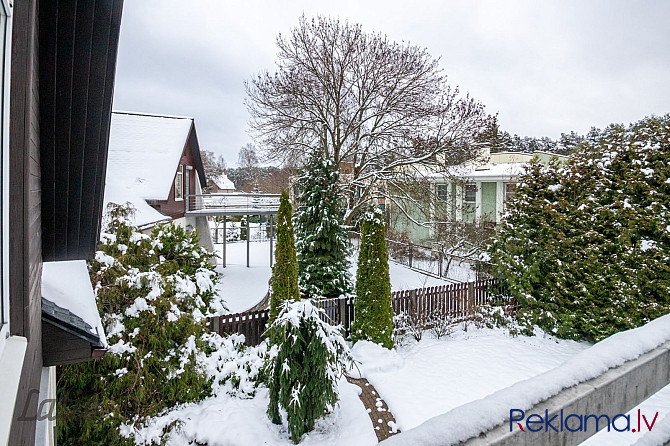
[438,251,443,278]
[269,214,274,267]
[222,216,227,268]
[408,242,413,268]
[211,315,221,335]
[468,281,475,316]
[246,214,251,268]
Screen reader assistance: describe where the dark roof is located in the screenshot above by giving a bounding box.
[41,297,104,347]
[188,121,208,190]
[40,0,125,261]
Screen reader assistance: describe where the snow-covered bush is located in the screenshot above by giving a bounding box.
[57,204,228,445]
[294,150,351,299]
[428,310,457,339]
[490,115,670,341]
[393,312,425,342]
[120,336,276,444]
[265,300,351,444]
[351,208,394,348]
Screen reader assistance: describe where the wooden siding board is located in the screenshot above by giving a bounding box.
[9,0,43,443]
[82,0,113,258]
[89,0,123,257]
[53,0,77,260]
[67,0,95,257]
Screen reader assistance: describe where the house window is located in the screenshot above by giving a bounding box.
[463,184,477,223]
[436,184,448,202]
[174,165,184,200]
[504,183,516,208]
[464,184,477,204]
[0,0,12,345]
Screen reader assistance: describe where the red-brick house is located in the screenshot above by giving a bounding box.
[104,111,214,251]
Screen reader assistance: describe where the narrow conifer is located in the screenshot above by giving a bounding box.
[351,207,394,348]
[269,190,300,322]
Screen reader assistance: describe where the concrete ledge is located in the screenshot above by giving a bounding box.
[464,341,670,445]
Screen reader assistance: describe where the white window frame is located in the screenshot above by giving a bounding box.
[503,182,517,210]
[0,0,14,356]
[436,184,448,202]
[174,165,184,201]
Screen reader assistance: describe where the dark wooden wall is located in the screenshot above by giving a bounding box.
[9,0,42,443]
[40,0,124,261]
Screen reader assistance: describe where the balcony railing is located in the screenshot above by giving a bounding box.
[186,193,281,214]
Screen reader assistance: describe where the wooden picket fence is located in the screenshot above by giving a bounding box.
[208,279,505,346]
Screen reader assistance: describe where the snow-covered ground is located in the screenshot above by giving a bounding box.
[351,327,590,432]
[131,378,377,446]
[212,241,273,313]
[212,241,458,313]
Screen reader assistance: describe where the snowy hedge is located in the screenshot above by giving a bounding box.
[490,115,670,341]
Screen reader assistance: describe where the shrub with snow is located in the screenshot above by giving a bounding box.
[490,115,670,341]
[57,204,229,445]
[265,300,351,444]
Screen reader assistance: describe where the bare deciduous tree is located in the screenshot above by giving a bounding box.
[237,143,260,186]
[246,15,493,223]
[201,150,228,191]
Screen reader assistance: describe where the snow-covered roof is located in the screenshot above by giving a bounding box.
[107,111,194,200]
[211,173,235,190]
[430,162,529,181]
[42,260,107,347]
[103,182,171,229]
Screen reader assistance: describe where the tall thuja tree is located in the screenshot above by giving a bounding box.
[269,190,300,322]
[294,150,351,298]
[490,115,670,341]
[351,207,394,348]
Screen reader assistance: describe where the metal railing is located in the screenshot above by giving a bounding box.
[186,193,281,213]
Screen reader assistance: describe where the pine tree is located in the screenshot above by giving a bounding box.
[266,300,351,443]
[57,204,224,444]
[294,151,351,299]
[351,207,394,348]
[269,190,300,323]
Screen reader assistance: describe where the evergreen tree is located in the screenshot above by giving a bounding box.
[269,190,300,323]
[490,115,670,341]
[266,300,351,443]
[294,151,351,299]
[57,204,224,444]
[351,207,394,348]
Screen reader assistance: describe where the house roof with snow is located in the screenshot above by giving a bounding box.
[211,173,235,191]
[103,183,172,229]
[431,151,568,182]
[106,111,207,201]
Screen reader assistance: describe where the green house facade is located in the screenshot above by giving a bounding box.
[389,151,567,243]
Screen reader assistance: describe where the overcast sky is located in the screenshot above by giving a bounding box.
[112,0,670,165]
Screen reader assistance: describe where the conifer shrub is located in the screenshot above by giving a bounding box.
[351,207,394,348]
[57,204,226,445]
[265,300,351,443]
[490,115,670,341]
[269,190,300,324]
[294,151,351,299]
